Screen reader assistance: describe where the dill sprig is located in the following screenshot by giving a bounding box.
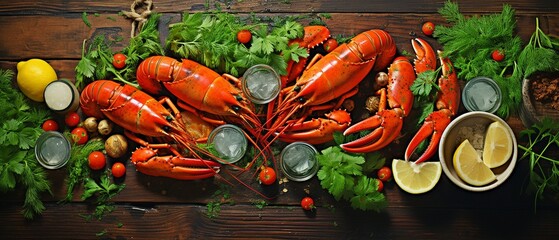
[434,1,523,118]
[0,69,52,219]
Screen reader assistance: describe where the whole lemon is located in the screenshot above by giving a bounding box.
[16,59,58,102]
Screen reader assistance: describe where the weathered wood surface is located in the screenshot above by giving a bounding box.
[1,0,559,239]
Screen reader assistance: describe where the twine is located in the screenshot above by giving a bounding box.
[121,0,153,37]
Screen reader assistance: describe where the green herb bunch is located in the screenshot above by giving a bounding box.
[62,139,105,202]
[166,12,308,77]
[434,1,523,118]
[316,133,387,211]
[518,118,559,208]
[0,69,52,219]
[75,13,164,90]
[81,174,125,220]
[517,17,559,79]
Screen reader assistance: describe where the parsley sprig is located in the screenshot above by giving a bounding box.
[316,134,387,211]
[518,118,559,208]
[410,69,441,126]
[0,69,52,219]
[81,174,125,220]
[166,12,308,77]
[75,13,164,90]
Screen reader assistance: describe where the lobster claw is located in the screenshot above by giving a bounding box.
[281,26,331,86]
[404,109,453,163]
[412,38,436,73]
[277,109,351,145]
[131,147,221,180]
[340,109,403,153]
[405,51,460,163]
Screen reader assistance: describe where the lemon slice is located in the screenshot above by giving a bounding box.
[392,159,442,194]
[453,139,496,186]
[482,121,513,168]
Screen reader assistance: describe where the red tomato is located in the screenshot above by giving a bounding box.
[41,119,59,131]
[71,127,88,145]
[300,197,315,211]
[113,53,127,69]
[422,21,435,36]
[237,29,252,44]
[258,166,276,185]
[65,112,80,127]
[323,38,339,53]
[88,151,106,170]
[377,166,392,182]
[111,162,126,178]
[376,178,384,192]
[491,49,505,62]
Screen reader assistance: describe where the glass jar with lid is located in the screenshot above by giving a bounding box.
[35,131,71,169]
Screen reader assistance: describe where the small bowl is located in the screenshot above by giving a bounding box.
[519,74,559,128]
[438,111,517,192]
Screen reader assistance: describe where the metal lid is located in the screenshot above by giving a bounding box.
[241,64,281,104]
[462,76,502,113]
[280,142,319,182]
[35,131,71,169]
[207,124,247,164]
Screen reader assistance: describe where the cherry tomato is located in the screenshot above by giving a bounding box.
[70,127,88,145]
[377,166,392,182]
[422,21,435,36]
[88,151,106,170]
[376,178,384,192]
[491,49,505,62]
[41,119,59,131]
[111,162,126,178]
[323,38,339,53]
[237,29,252,44]
[112,53,127,69]
[300,197,315,211]
[65,112,80,127]
[258,166,276,185]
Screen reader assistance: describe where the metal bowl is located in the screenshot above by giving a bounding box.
[438,111,517,192]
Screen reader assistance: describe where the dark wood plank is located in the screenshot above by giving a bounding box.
[0,14,131,61]
[0,13,556,60]
[1,0,559,15]
[1,203,558,239]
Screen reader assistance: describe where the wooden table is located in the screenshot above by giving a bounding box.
[1,0,559,239]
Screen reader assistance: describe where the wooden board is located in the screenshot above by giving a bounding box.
[1,0,559,239]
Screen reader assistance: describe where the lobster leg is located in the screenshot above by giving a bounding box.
[276,109,351,145]
[131,147,221,180]
[405,51,460,163]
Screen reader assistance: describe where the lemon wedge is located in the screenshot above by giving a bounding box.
[392,159,442,194]
[453,139,496,186]
[482,121,513,168]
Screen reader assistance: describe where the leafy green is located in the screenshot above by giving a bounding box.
[166,12,307,77]
[410,69,440,126]
[434,1,523,118]
[0,69,52,219]
[62,139,105,202]
[81,174,125,220]
[517,18,559,79]
[75,13,164,90]
[518,118,559,209]
[316,146,386,211]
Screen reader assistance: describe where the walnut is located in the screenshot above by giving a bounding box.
[365,96,380,112]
